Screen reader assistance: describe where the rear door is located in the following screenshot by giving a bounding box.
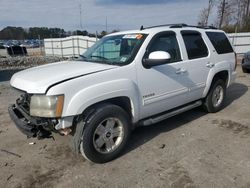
[180,30,211,102]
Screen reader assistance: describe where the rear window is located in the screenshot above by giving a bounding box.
[181,31,208,59]
[206,32,233,54]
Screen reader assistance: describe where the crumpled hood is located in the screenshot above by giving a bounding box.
[10,61,117,93]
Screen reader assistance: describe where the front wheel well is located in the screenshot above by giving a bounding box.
[82,97,133,121]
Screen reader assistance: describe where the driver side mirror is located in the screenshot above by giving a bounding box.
[143,51,171,69]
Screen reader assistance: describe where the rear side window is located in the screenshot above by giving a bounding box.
[206,32,233,54]
[181,31,208,59]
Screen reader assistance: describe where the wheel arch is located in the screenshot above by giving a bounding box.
[203,70,229,98]
[82,96,134,122]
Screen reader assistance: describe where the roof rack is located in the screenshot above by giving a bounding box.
[140,24,217,30]
[171,25,218,29]
[140,23,187,30]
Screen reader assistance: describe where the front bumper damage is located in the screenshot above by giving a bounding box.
[8,93,74,139]
[8,104,54,139]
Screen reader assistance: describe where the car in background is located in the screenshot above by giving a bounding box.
[242,51,250,73]
[0,42,5,49]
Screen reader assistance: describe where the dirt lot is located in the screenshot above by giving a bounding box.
[0,66,250,188]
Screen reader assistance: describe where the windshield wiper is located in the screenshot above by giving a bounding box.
[90,55,108,60]
[79,54,86,59]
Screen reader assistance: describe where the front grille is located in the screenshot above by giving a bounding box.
[16,93,31,114]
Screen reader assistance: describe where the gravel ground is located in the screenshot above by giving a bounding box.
[0,56,68,70]
[0,65,250,188]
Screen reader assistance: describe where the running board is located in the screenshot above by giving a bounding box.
[140,101,202,126]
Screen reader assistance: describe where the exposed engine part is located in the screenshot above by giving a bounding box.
[59,128,72,135]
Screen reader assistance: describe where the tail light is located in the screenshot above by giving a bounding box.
[234,52,237,71]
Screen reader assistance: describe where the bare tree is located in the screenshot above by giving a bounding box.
[218,0,227,28]
[245,0,250,17]
[216,0,236,28]
[230,0,250,29]
[198,0,250,32]
[198,0,215,26]
[243,0,250,27]
[198,8,208,26]
[232,0,244,29]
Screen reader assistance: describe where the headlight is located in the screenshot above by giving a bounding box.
[30,95,64,117]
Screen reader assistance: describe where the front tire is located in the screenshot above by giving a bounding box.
[203,79,226,113]
[79,104,131,163]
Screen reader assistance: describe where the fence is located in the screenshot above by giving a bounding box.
[43,33,250,58]
[228,32,250,55]
[44,35,98,57]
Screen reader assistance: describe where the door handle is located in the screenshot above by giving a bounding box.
[175,68,187,74]
[206,62,215,68]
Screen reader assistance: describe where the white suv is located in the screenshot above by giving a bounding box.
[9,24,237,163]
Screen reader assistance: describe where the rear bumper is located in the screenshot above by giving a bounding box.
[8,104,52,138]
[228,71,237,87]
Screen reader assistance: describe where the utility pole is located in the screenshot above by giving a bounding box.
[105,16,108,33]
[79,1,83,29]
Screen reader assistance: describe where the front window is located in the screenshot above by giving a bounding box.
[79,34,147,66]
[147,32,182,63]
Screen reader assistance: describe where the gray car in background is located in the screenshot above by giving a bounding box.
[242,51,250,73]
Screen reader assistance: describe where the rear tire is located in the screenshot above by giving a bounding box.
[203,79,226,113]
[77,104,131,163]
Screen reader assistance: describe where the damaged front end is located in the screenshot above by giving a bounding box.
[8,93,73,139]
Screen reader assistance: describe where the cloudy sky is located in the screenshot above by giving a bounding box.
[0,0,215,32]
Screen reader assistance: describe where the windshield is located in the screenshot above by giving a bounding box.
[79,33,147,66]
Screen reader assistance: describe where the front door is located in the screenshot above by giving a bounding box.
[137,31,189,119]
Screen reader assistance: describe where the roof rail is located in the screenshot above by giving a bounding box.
[140,24,218,30]
[175,25,218,29]
[140,23,187,30]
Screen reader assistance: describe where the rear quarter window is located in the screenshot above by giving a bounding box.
[206,32,233,54]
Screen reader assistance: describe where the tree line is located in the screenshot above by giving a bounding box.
[0,26,113,40]
[2,0,250,40]
[198,0,250,32]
